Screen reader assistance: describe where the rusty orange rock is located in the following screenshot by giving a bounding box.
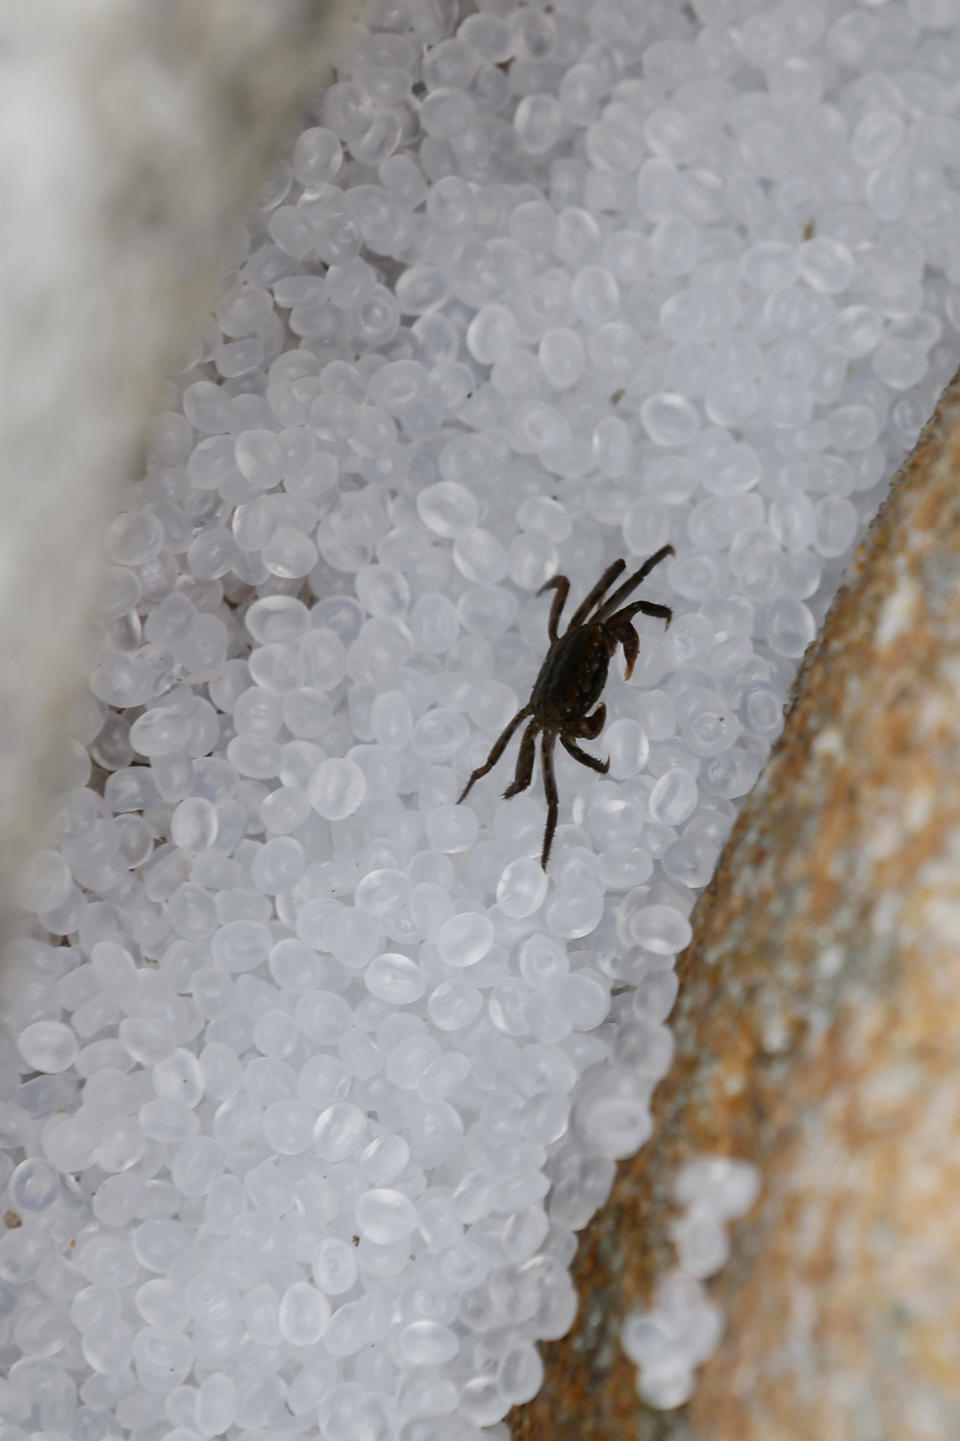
[511,371,960,1441]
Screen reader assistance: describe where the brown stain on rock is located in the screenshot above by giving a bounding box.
[511,369,960,1441]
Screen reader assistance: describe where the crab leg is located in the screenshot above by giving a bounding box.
[503,718,539,797]
[568,559,627,629]
[561,734,610,774]
[457,705,533,803]
[537,574,570,643]
[613,599,673,644]
[578,703,605,739]
[540,730,560,870]
[594,544,674,623]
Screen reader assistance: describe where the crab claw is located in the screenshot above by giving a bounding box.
[620,624,639,681]
[579,703,606,740]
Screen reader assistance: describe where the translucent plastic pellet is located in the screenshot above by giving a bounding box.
[131,1326,192,1384]
[557,971,608,1031]
[680,700,741,759]
[313,1102,366,1161]
[166,882,218,941]
[662,835,718,889]
[179,614,229,675]
[640,393,699,448]
[672,1208,730,1280]
[458,8,511,56]
[134,1277,189,1332]
[571,266,620,326]
[104,510,164,566]
[385,1032,442,1089]
[770,492,815,552]
[623,902,692,956]
[741,683,786,741]
[312,1236,359,1295]
[851,110,904,169]
[262,526,318,579]
[428,980,483,1031]
[705,371,757,428]
[620,495,671,560]
[250,836,306,893]
[766,598,816,658]
[441,440,498,499]
[497,1342,544,1405]
[545,885,604,941]
[827,405,879,452]
[509,531,557,591]
[139,1098,198,1143]
[797,236,854,294]
[649,768,699,827]
[355,1187,418,1243]
[234,429,282,490]
[195,1372,238,1437]
[369,691,413,753]
[466,304,520,365]
[355,565,410,621]
[295,1049,348,1111]
[512,399,571,454]
[308,758,367,820]
[279,1281,331,1345]
[496,858,547,919]
[590,415,629,479]
[211,920,272,973]
[81,1321,135,1375]
[674,1157,760,1219]
[187,527,238,580]
[650,214,700,277]
[365,952,426,1005]
[738,240,796,292]
[171,1135,222,1196]
[631,967,680,1026]
[16,1021,78,1074]
[417,481,479,538]
[516,496,572,544]
[812,495,853,561]
[595,720,646,782]
[865,159,910,222]
[575,1072,652,1161]
[399,1319,460,1366]
[515,93,565,154]
[241,1282,281,1350]
[396,264,449,314]
[183,379,234,433]
[538,327,585,388]
[436,912,494,967]
[231,688,280,743]
[412,708,469,762]
[153,1049,204,1108]
[8,1157,60,1212]
[129,708,189,758]
[170,796,218,854]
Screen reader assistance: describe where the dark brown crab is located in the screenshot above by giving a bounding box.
[457,544,675,869]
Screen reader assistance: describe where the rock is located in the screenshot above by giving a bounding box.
[511,366,960,1440]
[0,0,352,937]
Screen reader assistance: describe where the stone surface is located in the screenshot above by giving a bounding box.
[510,367,960,1440]
[0,0,351,940]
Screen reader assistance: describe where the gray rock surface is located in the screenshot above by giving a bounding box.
[0,0,350,937]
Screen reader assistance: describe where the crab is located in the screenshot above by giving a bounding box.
[457,544,675,870]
